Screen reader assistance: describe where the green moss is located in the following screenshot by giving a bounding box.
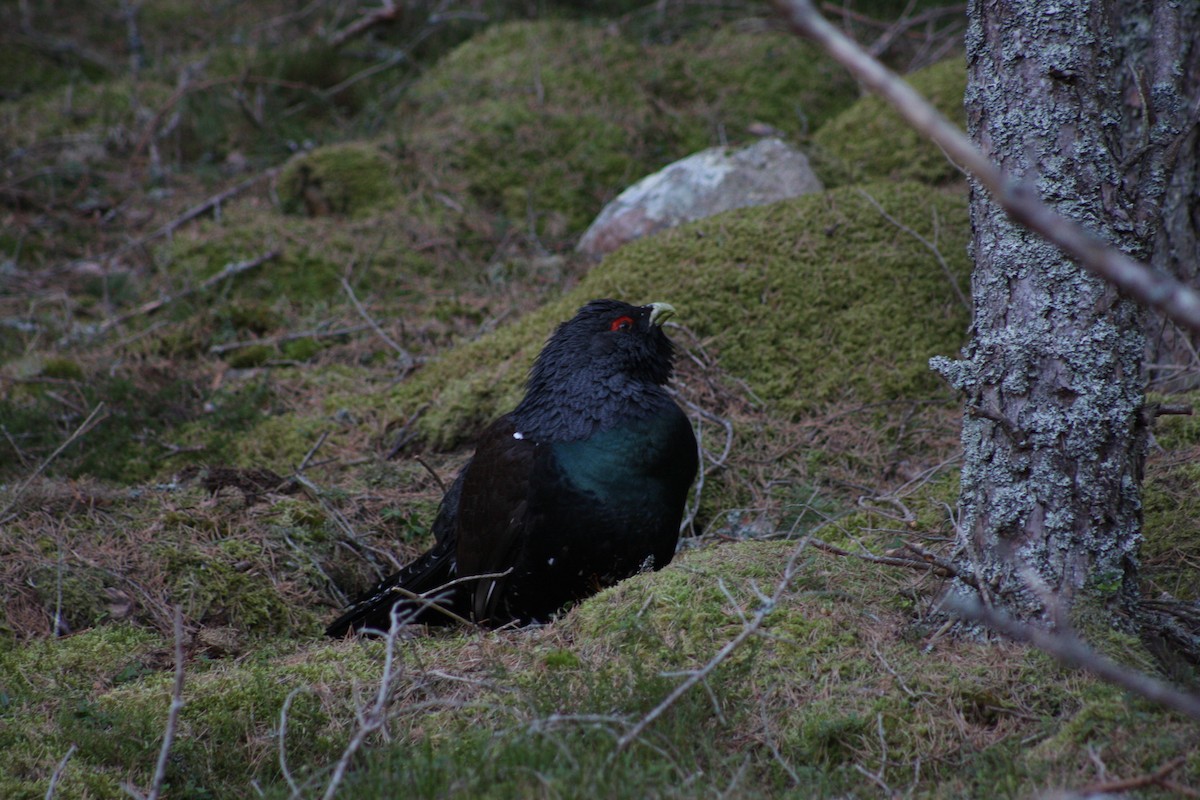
[1142,461,1200,602]
[2,536,1198,799]
[404,19,858,241]
[0,625,163,700]
[38,358,85,381]
[163,220,341,304]
[277,143,401,217]
[225,343,274,368]
[227,413,331,472]
[0,78,174,150]
[392,181,970,448]
[27,563,112,633]
[1147,390,1200,450]
[542,648,582,669]
[167,548,297,633]
[0,370,224,483]
[281,337,322,361]
[813,58,967,186]
[217,301,282,335]
[661,24,856,139]
[146,516,325,636]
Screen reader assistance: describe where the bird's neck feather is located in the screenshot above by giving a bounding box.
[512,376,673,443]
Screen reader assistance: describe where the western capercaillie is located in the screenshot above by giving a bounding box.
[326,299,698,636]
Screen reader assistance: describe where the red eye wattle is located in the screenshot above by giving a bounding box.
[610,315,634,332]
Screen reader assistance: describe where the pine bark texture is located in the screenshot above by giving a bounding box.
[933,0,1197,621]
[1131,3,1200,388]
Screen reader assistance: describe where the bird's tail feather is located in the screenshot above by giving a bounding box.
[325,538,460,637]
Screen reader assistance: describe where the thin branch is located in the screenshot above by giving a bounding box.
[810,536,969,584]
[297,431,330,474]
[319,603,410,800]
[44,743,77,800]
[355,569,518,633]
[771,0,1200,335]
[0,402,107,523]
[944,593,1200,721]
[278,687,307,798]
[413,455,447,494]
[1080,755,1195,797]
[149,606,187,800]
[757,693,801,786]
[209,323,370,355]
[613,537,811,754]
[857,188,969,311]
[126,168,279,250]
[125,607,186,800]
[327,0,401,48]
[340,278,412,365]
[92,250,280,338]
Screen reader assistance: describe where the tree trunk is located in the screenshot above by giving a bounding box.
[1133,3,1200,391]
[933,0,1196,623]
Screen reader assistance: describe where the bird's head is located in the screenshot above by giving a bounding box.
[513,299,680,438]
[529,299,677,390]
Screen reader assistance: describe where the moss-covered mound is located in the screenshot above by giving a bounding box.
[814,57,967,186]
[277,143,402,217]
[3,538,1195,799]
[385,180,971,448]
[403,19,859,240]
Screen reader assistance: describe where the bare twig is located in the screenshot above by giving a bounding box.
[340,278,413,366]
[944,593,1200,721]
[44,743,77,800]
[1079,754,1195,797]
[208,323,370,355]
[0,402,107,523]
[320,603,410,800]
[92,250,279,338]
[857,188,969,311]
[355,569,517,633]
[757,693,801,786]
[278,687,307,797]
[810,536,970,583]
[327,0,401,48]
[125,167,280,250]
[149,607,187,800]
[771,0,1200,334]
[297,431,331,474]
[852,712,894,795]
[613,537,811,754]
[413,455,447,494]
[124,607,186,800]
[1,423,29,468]
[291,472,395,576]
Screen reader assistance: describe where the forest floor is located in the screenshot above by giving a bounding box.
[1,1,1197,798]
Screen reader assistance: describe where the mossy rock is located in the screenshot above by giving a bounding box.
[390,180,970,448]
[277,143,402,217]
[813,58,967,186]
[404,19,859,240]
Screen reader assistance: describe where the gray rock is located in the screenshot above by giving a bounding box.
[577,138,823,257]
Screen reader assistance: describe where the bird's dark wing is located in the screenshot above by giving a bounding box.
[324,466,470,637]
[453,414,539,625]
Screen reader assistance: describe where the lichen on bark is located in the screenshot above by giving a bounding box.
[933,0,1198,622]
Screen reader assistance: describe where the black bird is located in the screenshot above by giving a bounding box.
[326,299,698,636]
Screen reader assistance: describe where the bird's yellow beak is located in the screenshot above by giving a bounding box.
[648,302,676,327]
